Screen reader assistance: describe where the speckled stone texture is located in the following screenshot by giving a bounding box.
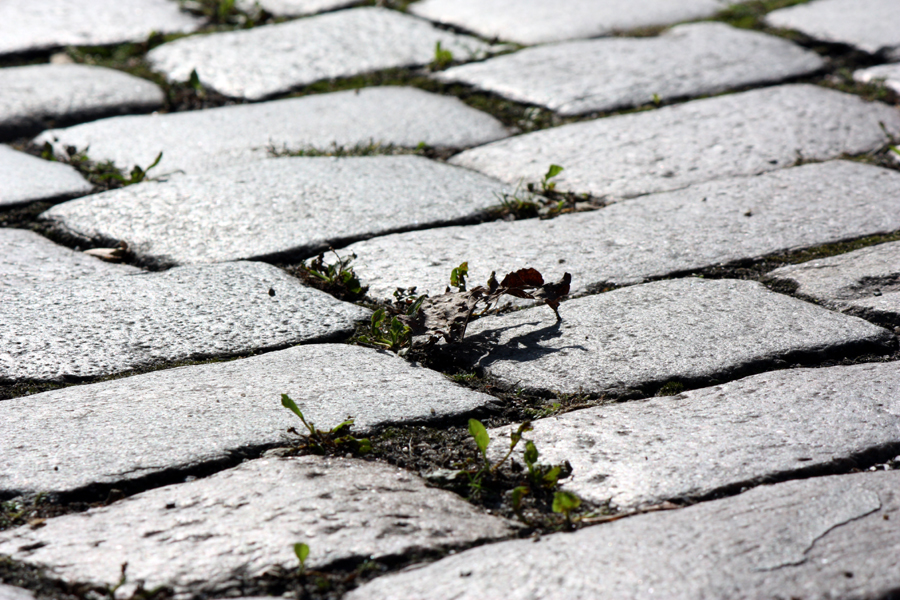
[0,344,497,497]
[459,278,893,397]
[0,585,35,600]
[0,456,514,594]
[35,87,508,176]
[450,84,900,200]
[0,261,369,382]
[0,145,92,208]
[855,63,900,95]
[348,470,900,600]
[768,241,900,328]
[0,0,201,56]
[41,156,509,267]
[344,161,900,300]
[0,228,139,289]
[488,361,900,509]
[147,7,492,100]
[766,0,900,59]
[437,23,824,116]
[235,0,356,16]
[0,64,163,141]
[410,0,728,45]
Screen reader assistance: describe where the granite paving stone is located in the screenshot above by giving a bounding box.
[344,161,900,301]
[0,586,35,600]
[855,62,900,95]
[0,145,92,209]
[436,23,824,116]
[35,87,508,176]
[766,0,900,60]
[147,7,492,100]
[0,64,164,141]
[348,470,900,600]
[459,278,893,397]
[450,84,900,200]
[0,261,369,383]
[0,228,139,289]
[235,0,357,17]
[0,344,497,497]
[768,241,900,328]
[488,361,900,509]
[41,156,510,268]
[410,0,728,45]
[0,0,202,57]
[0,456,514,594]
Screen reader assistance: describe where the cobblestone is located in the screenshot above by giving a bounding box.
[0,64,163,141]
[450,84,900,200]
[855,63,900,94]
[35,87,508,176]
[41,156,509,267]
[437,23,823,116]
[0,145,91,209]
[460,278,893,397]
[147,7,492,100]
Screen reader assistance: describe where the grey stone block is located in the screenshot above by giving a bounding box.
[147,7,492,100]
[235,0,357,17]
[35,87,508,176]
[437,23,824,116]
[460,278,893,397]
[0,64,164,141]
[0,456,514,594]
[410,0,728,45]
[0,585,35,600]
[0,344,496,497]
[766,0,900,59]
[488,361,900,509]
[41,156,510,267]
[0,145,92,209]
[855,63,900,95]
[768,241,900,327]
[344,161,900,301]
[450,84,900,200]
[0,261,369,382]
[348,470,900,600]
[0,228,139,289]
[0,0,202,57]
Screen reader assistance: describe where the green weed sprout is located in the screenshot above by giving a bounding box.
[294,542,310,573]
[432,41,454,69]
[281,394,372,454]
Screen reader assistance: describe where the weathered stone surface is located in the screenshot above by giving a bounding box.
[348,470,900,600]
[450,84,900,200]
[0,261,369,383]
[0,145,92,208]
[0,456,514,594]
[345,161,900,301]
[235,0,356,17]
[0,0,201,57]
[147,7,491,100]
[769,241,900,328]
[437,23,824,116]
[0,64,164,141]
[0,585,35,600]
[0,228,139,289]
[0,344,496,497]
[410,0,727,45]
[767,0,900,59]
[35,87,508,176]
[459,278,893,397]
[855,62,900,95]
[41,156,509,267]
[488,361,900,509]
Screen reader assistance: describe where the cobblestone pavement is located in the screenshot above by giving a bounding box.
[2,2,900,599]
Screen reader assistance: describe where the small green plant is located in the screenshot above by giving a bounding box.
[356,308,413,352]
[431,41,454,70]
[552,490,582,525]
[527,164,565,194]
[297,249,365,300]
[294,542,310,573]
[890,145,900,158]
[40,143,163,188]
[463,419,534,494]
[449,261,468,291]
[281,394,372,455]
